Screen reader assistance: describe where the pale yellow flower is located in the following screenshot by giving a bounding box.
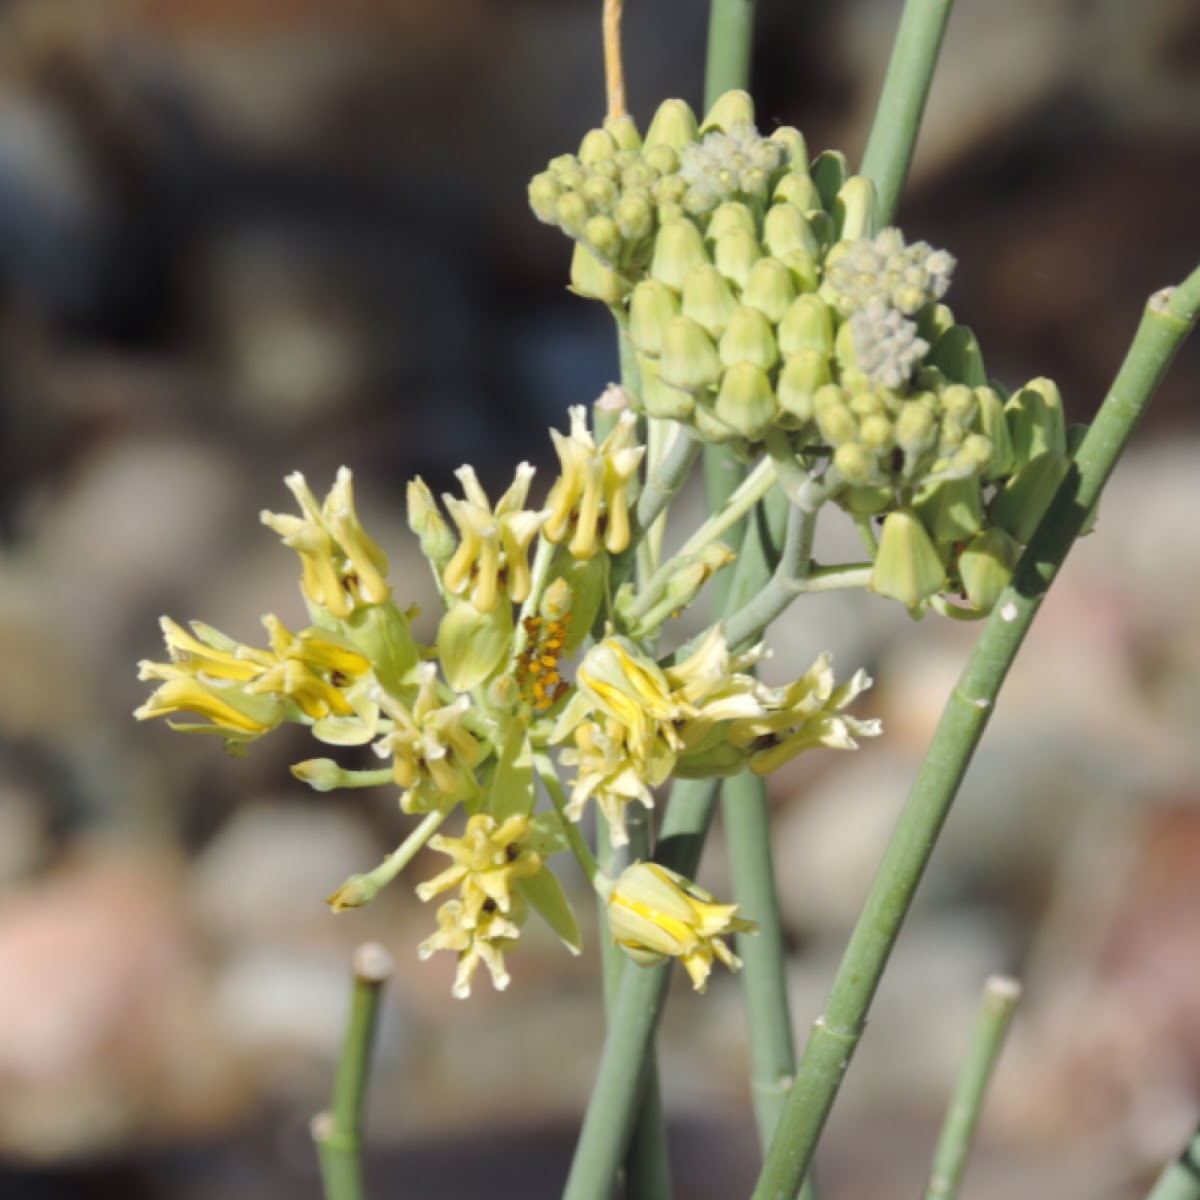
[415,813,543,929]
[543,406,645,558]
[261,468,390,620]
[371,662,486,812]
[606,861,756,992]
[441,464,546,613]
[418,898,524,999]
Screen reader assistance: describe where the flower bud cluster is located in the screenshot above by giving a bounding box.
[867,375,1079,615]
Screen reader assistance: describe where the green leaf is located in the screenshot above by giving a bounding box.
[437,599,512,692]
[487,717,535,822]
[517,869,582,955]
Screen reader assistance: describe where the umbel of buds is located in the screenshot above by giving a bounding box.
[531,91,1086,617]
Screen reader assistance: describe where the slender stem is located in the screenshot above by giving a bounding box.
[602,0,625,119]
[722,770,796,1145]
[563,779,719,1200]
[858,0,955,225]
[852,514,879,557]
[629,457,778,621]
[751,274,1200,1200]
[924,976,1021,1200]
[535,752,602,885]
[328,810,449,910]
[1146,1124,1200,1200]
[724,472,842,649]
[802,563,874,593]
[704,0,757,110]
[614,805,673,1199]
[637,426,704,535]
[312,943,394,1200]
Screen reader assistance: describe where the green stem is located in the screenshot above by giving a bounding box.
[563,779,719,1200]
[724,472,842,649]
[312,943,393,1200]
[629,456,778,622]
[858,0,955,225]
[750,274,1200,1200]
[721,770,796,1144]
[328,810,448,909]
[924,976,1021,1200]
[534,752,602,885]
[704,0,757,110]
[1146,1124,1200,1200]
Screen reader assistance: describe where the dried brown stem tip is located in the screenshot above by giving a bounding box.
[603,0,625,119]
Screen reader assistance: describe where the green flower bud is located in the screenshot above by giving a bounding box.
[659,315,722,392]
[940,383,977,424]
[770,126,808,169]
[777,350,832,422]
[654,174,689,208]
[917,303,956,345]
[584,214,622,261]
[719,305,779,370]
[949,434,993,479]
[676,262,739,343]
[579,127,617,164]
[639,355,696,421]
[741,257,797,324]
[528,172,562,223]
[629,279,680,355]
[556,191,589,238]
[928,325,987,388]
[834,175,879,241]
[849,390,886,419]
[713,226,761,290]
[777,294,834,356]
[548,153,579,177]
[407,476,457,568]
[914,477,984,541]
[582,173,619,214]
[706,200,757,241]
[858,413,893,451]
[894,398,938,456]
[870,508,947,609]
[988,452,1069,544]
[840,484,893,516]
[623,161,660,191]
[780,248,819,294]
[642,143,679,175]
[773,172,822,212]
[684,185,720,219]
[813,384,856,445]
[569,242,624,303]
[626,543,736,640]
[645,98,699,150]
[834,443,876,486]
[615,191,655,241]
[438,598,514,693]
[810,148,848,210]
[714,362,778,440]
[680,263,739,337]
[763,202,819,259]
[974,386,1014,481]
[651,219,710,290]
[957,528,1019,613]
[604,113,642,153]
[1005,377,1066,464]
[700,88,756,133]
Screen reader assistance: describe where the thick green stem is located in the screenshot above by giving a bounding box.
[704,0,757,110]
[1146,1124,1200,1200]
[312,943,393,1200]
[858,0,955,225]
[563,779,719,1200]
[751,276,1200,1200]
[924,976,1021,1200]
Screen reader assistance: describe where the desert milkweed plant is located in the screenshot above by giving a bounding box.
[134,1,1200,1197]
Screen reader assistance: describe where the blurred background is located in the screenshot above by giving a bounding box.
[1,0,1199,1197]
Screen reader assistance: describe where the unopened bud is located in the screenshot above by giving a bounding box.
[651,219,711,291]
[719,305,779,371]
[713,226,761,291]
[714,362,777,441]
[870,508,947,609]
[741,257,797,324]
[659,315,722,392]
[700,88,756,133]
[680,263,738,337]
[644,98,699,150]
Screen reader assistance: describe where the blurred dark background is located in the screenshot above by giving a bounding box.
[1,1,1199,1197]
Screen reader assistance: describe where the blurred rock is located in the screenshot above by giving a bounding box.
[0,847,244,1161]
